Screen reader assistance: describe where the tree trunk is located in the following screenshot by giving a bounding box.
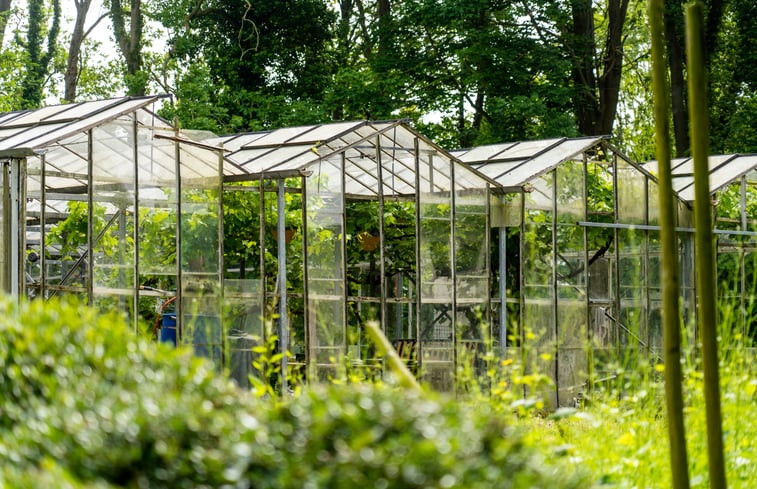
[597,0,630,135]
[109,0,145,95]
[569,0,598,135]
[376,0,391,67]
[664,0,689,156]
[0,0,11,47]
[663,0,725,156]
[20,0,60,109]
[64,0,94,103]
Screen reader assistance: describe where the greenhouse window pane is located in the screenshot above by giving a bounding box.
[288,121,361,143]
[306,157,346,373]
[499,138,562,160]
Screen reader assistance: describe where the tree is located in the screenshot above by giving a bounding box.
[0,0,12,47]
[377,0,576,147]
[662,0,728,156]
[709,1,757,154]
[108,0,146,96]
[19,0,60,109]
[154,0,336,131]
[559,0,631,137]
[63,0,107,102]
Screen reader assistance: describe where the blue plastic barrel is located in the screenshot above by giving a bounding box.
[160,313,177,346]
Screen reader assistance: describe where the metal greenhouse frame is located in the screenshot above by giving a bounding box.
[453,137,698,406]
[4,96,757,402]
[208,120,499,388]
[1,95,226,364]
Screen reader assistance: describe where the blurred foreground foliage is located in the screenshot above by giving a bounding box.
[0,297,587,488]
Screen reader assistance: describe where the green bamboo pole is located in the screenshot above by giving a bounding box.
[364,321,422,392]
[686,3,727,489]
[648,2,690,488]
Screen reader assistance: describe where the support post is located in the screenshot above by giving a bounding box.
[4,158,26,298]
[87,132,94,306]
[174,133,183,341]
[133,115,140,331]
[414,138,422,370]
[2,160,9,294]
[552,169,559,406]
[484,184,492,348]
[450,156,458,371]
[498,224,507,357]
[583,154,592,393]
[40,153,47,299]
[277,178,289,391]
[301,175,311,377]
[376,136,387,334]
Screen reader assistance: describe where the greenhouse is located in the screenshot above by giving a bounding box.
[209,120,497,388]
[644,154,757,339]
[0,96,498,390]
[0,95,229,362]
[451,137,698,406]
[4,95,757,404]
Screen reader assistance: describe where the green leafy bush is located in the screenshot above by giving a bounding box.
[0,297,587,488]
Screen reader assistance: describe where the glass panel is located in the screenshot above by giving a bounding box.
[45,98,119,121]
[503,139,593,187]
[44,197,90,296]
[306,158,346,377]
[5,104,72,126]
[23,98,154,149]
[472,161,522,181]
[710,156,757,195]
[0,122,68,148]
[715,181,743,231]
[180,143,223,368]
[616,159,646,224]
[385,200,417,338]
[24,157,42,298]
[456,142,518,163]
[91,121,136,325]
[0,160,5,292]
[455,180,488,379]
[523,172,556,407]
[745,251,757,339]
[586,160,614,223]
[289,121,359,143]
[717,233,744,335]
[138,130,179,350]
[617,227,645,371]
[647,179,660,226]
[419,153,453,389]
[223,182,268,386]
[747,171,757,233]
[556,161,587,405]
[501,139,561,159]
[249,125,319,146]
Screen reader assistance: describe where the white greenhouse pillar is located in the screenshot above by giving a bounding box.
[1,156,27,298]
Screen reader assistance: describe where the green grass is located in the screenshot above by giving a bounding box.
[512,345,757,488]
[4,293,757,488]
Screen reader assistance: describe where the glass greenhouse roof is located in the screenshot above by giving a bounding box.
[644,154,757,202]
[216,120,499,196]
[450,136,603,187]
[0,96,163,155]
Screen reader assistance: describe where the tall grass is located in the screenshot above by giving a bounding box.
[515,338,756,488]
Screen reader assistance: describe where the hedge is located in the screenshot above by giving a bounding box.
[0,297,588,488]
